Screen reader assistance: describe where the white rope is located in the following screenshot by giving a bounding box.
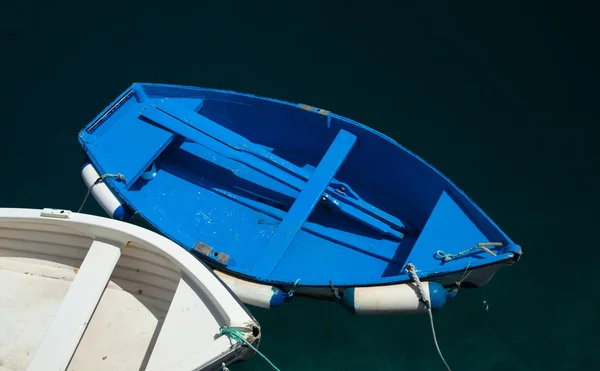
[405,262,452,371]
[455,261,472,291]
[287,278,301,297]
[405,262,430,308]
[427,307,451,371]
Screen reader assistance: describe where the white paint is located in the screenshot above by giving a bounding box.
[145,275,236,371]
[27,240,121,371]
[0,208,260,371]
[350,282,432,315]
[40,208,72,219]
[81,164,122,218]
[214,270,282,309]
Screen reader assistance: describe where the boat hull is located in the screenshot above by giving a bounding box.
[77,82,522,308]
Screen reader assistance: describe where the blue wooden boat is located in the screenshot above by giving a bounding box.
[78,83,522,315]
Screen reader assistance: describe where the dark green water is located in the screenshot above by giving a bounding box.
[2,1,598,370]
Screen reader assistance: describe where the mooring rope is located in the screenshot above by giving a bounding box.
[435,242,502,262]
[455,261,472,291]
[405,262,452,371]
[220,327,281,371]
[77,173,126,213]
[287,278,301,297]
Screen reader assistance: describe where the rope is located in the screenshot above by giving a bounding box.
[329,280,341,301]
[287,278,300,297]
[405,262,451,371]
[435,242,502,262]
[128,210,139,222]
[221,362,229,371]
[219,327,281,371]
[405,262,430,308]
[427,307,451,371]
[77,173,126,213]
[450,260,472,294]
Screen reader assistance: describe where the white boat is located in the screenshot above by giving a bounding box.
[0,208,261,371]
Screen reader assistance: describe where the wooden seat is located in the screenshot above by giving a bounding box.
[250,130,357,276]
[27,241,122,371]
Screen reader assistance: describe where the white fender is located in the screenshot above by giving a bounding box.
[341,281,455,315]
[81,163,127,220]
[213,270,290,309]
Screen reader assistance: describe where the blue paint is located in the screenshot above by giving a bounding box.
[340,288,356,314]
[251,130,356,277]
[428,282,456,310]
[269,291,292,308]
[406,191,490,271]
[212,188,401,261]
[151,99,408,237]
[124,131,175,190]
[132,83,148,103]
[141,162,157,181]
[78,83,522,290]
[112,205,126,220]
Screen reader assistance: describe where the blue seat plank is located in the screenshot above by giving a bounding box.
[124,132,175,190]
[212,188,401,262]
[158,99,271,155]
[140,106,307,191]
[250,130,357,277]
[150,100,406,240]
[88,112,175,190]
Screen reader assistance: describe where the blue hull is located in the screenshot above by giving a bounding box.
[78,83,522,289]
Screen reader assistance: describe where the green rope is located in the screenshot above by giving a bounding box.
[219,327,281,371]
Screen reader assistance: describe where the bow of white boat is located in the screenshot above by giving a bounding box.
[0,208,260,371]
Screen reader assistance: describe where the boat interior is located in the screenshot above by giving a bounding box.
[0,213,244,370]
[79,83,514,285]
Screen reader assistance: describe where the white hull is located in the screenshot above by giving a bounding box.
[0,208,260,371]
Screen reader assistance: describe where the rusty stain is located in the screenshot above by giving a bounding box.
[194,241,213,256]
[137,289,143,295]
[102,356,107,360]
[73,268,78,274]
[298,103,315,111]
